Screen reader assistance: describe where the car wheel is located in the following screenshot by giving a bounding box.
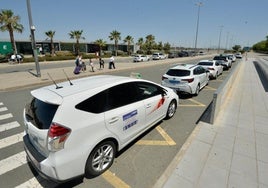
[165,100,177,119]
[195,84,200,96]
[85,141,116,177]
[215,72,218,79]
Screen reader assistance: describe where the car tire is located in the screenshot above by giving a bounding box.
[165,100,177,119]
[85,141,116,177]
[215,72,218,79]
[195,84,200,96]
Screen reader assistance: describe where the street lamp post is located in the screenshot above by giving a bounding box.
[26,0,41,77]
[217,25,223,54]
[194,2,203,54]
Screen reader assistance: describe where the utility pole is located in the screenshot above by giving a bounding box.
[194,2,203,55]
[217,25,223,54]
[26,0,41,77]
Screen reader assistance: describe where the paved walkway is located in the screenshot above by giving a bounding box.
[154,54,268,188]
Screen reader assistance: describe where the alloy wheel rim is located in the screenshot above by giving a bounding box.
[92,145,114,172]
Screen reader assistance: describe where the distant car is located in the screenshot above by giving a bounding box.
[226,54,236,62]
[152,53,166,60]
[215,60,228,70]
[198,51,206,55]
[168,52,179,58]
[161,64,209,96]
[235,52,242,59]
[178,51,189,57]
[213,55,232,69]
[198,60,223,79]
[23,75,179,181]
[133,55,150,62]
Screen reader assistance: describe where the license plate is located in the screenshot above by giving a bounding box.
[169,80,180,84]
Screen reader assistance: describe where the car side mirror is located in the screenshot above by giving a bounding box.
[161,89,167,96]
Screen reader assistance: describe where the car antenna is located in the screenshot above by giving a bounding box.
[62,69,73,85]
[47,73,63,89]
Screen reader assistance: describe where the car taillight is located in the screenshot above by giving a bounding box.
[208,67,215,70]
[182,78,194,83]
[48,123,71,152]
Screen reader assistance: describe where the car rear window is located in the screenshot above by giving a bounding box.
[25,98,58,129]
[213,56,226,60]
[198,62,213,66]
[166,69,190,76]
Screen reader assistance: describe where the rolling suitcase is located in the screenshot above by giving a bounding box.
[73,66,81,74]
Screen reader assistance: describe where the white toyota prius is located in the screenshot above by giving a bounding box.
[23,75,179,181]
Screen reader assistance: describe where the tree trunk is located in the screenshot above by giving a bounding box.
[9,29,17,54]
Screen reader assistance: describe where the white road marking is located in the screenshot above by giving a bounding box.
[0,113,13,120]
[0,132,24,149]
[0,107,8,112]
[0,151,27,175]
[0,121,21,132]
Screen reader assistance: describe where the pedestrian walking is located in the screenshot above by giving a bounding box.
[89,58,95,72]
[99,58,104,69]
[109,56,115,69]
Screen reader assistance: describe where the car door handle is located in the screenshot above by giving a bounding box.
[109,117,119,124]
[146,104,152,108]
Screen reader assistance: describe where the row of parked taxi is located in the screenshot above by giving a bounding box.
[161,53,241,96]
[22,52,241,182]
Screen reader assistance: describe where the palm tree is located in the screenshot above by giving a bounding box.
[69,30,85,55]
[45,30,55,55]
[145,34,155,54]
[109,30,121,56]
[0,9,24,54]
[124,35,134,55]
[94,39,106,57]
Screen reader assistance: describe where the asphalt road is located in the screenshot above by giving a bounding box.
[0,58,238,188]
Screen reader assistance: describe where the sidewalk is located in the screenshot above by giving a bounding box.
[0,55,213,91]
[155,54,268,188]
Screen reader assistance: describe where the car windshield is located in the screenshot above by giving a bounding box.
[166,69,190,77]
[198,62,213,66]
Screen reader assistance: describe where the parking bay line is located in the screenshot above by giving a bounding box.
[203,86,217,90]
[180,99,206,107]
[102,170,130,188]
[136,126,176,146]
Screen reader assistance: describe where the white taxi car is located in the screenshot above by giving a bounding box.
[133,54,150,62]
[23,75,178,181]
[198,60,223,79]
[161,64,209,96]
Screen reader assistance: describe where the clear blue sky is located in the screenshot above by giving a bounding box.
[0,0,267,49]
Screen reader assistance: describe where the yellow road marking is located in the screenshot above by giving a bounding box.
[180,98,206,107]
[203,86,216,90]
[136,140,172,145]
[102,170,130,188]
[156,126,176,145]
[136,126,176,146]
